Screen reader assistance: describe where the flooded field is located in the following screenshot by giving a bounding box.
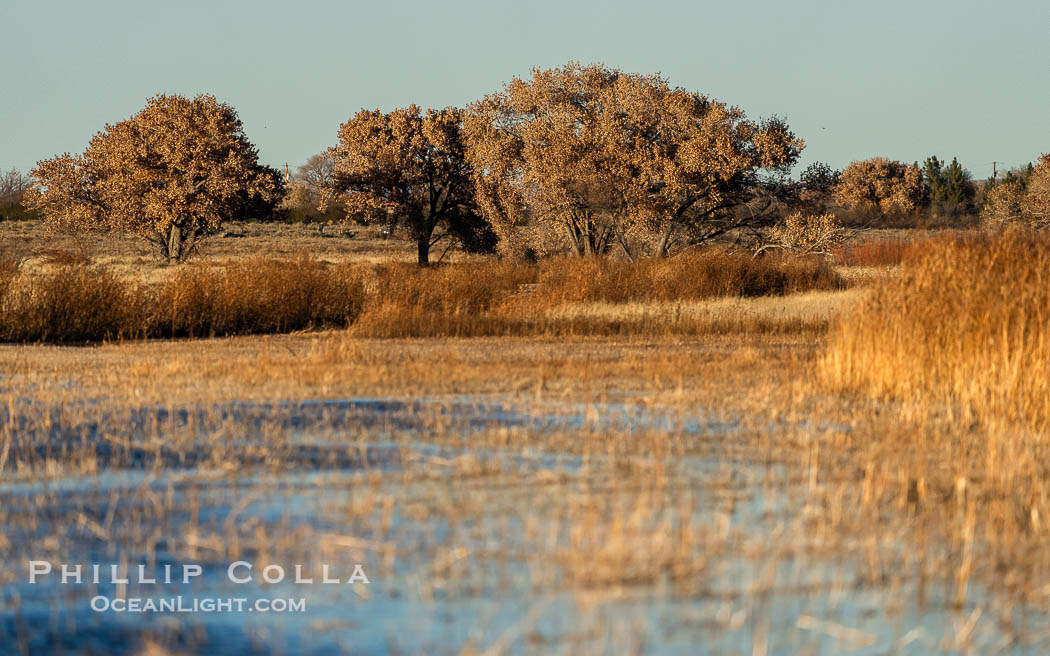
[3,392,1048,654]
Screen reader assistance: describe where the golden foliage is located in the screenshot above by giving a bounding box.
[981,155,1050,229]
[833,157,925,215]
[330,105,478,265]
[980,181,1025,228]
[464,62,803,257]
[24,94,277,262]
[281,181,316,209]
[760,211,849,256]
[1019,154,1050,227]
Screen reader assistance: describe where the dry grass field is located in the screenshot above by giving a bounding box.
[1,220,425,281]
[3,219,1049,654]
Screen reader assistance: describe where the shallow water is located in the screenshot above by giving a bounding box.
[1,396,1047,654]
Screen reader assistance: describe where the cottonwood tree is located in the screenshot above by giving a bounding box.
[987,155,1050,229]
[464,64,641,257]
[753,211,851,257]
[281,154,343,229]
[330,105,493,265]
[1020,154,1050,227]
[298,153,336,190]
[0,168,33,220]
[833,157,925,215]
[464,63,803,258]
[25,94,279,262]
[635,89,803,256]
[0,168,31,203]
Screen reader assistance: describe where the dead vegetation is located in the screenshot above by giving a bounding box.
[0,249,844,343]
[822,229,1050,432]
[0,257,364,342]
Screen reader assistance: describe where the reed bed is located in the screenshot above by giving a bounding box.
[353,251,844,338]
[821,229,1050,432]
[0,256,365,342]
[0,251,845,343]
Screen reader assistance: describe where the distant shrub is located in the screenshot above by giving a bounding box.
[0,202,39,222]
[981,155,1050,230]
[834,158,926,217]
[981,182,1025,229]
[756,212,849,257]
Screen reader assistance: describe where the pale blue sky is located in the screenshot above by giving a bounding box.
[1,0,1046,179]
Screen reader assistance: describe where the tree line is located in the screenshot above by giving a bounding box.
[15,62,1050,264]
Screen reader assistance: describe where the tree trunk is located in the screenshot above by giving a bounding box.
[416,239,430,266]
[167,224,182,264]
[656,222,676,258]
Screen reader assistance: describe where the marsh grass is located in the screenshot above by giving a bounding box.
[829,235,946,267]
[153,256,364,338]
[4,327,1050,652]
[532,251,842,303]
[812,229,1050,610]
[0,257,365,342]
[0,257,19,305]
[0,251,845,343]
[822,229,1050,432]
[1,264,143,342]
[352,251,845,338]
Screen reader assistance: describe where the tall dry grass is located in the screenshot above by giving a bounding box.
[535,251,841,303]
[0,256,365,342]
[829,235,958,267]
[1,264,143,342]
[352,251,844,338]
[0,256,19,304]
[821,230,1050,432]
[351,259,535,337]
[154,257,363,338]
[0,250,843,343]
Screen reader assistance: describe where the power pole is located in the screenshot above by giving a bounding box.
[993,161,997,181]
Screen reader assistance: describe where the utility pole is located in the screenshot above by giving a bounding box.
[993,161,997,181]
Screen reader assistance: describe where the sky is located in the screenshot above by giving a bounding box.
[1,0,1046,180]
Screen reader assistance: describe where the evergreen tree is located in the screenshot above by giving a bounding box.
[923,156,946,204]
[942,157,974,205]
[924,155,973,207]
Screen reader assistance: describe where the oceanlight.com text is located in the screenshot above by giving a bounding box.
[90,596,307,613]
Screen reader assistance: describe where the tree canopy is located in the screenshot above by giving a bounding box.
[464,62,803,258]
[923,155,974,206]
[330,105,494,265]
[833,157,925,215]
[986,154,1050,229]
[25,93,278,262]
